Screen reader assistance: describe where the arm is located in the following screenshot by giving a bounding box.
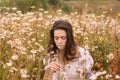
[43,53,60,80]
[43,61,60,80]
[78,47,94,80]
[43,68,54,80]
[84,49,94,79]
[79,75,85,80]
[85,49,94,72]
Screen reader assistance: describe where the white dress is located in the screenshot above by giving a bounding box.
[44,47,94,80]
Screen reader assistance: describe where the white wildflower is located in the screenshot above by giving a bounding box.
[41,33,44,37]
[57,9,62,13]
[105,74,112,79]
[11,54,19,61]
[30,49,37,54]
[9,67,18,72]
[107,53,114,61]
[12,7,17,11]
[31,6,36,9]
[115,75,120,79]
[6,60,13,67]
[27,54,35,61]
[39,8,44,11]
[89,71,107,80]
[84,45,90,50]
[47,15,52,18]
[31,38,36,42]
[44,11,48,14]
[20,69,29,78]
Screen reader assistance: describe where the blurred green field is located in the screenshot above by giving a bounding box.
[0,0,120,14]
[0,0,120,80]
[64,0,120,14]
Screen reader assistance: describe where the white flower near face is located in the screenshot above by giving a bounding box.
[11,54,19,61]
[20,69,29,78]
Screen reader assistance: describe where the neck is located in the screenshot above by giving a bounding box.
[58,50,66,64]
[58,50,70,65]
[58,50,64,59]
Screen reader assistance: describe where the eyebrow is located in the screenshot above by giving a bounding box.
[54,36,66,37]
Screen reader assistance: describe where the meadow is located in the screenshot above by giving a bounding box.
[0,7,120,80]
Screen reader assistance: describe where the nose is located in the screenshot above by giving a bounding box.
[58,38,62,44]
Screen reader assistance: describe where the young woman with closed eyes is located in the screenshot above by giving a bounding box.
[43,20,94,80]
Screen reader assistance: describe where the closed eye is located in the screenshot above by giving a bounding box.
[61,36,66,40]
[54,37,59,40]
[54,36,66,40]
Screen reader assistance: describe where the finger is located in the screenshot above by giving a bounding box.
[51,62,60,68]
[50,66,60,71]
[49,62,60,71]
[50,64,60,71]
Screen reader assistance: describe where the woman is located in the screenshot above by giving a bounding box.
[43,20,94,80]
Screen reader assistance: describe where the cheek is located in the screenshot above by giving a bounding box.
[63,40,67,45]
[54,39,59,46]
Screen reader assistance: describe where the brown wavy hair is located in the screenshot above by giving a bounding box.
[48,20,77,61]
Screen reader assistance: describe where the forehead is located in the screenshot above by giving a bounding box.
[54,29,66,36]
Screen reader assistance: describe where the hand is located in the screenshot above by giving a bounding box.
[48,61,60,72]
[80,76,85,80]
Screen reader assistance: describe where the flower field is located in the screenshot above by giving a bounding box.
[0,8,120,80]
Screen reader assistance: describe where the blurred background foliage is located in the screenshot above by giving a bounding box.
[0,0,120,80]
[0,0,120,14]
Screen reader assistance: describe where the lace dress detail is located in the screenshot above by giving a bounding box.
[43,47,94,80]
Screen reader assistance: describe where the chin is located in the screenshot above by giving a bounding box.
[57,46,64,51]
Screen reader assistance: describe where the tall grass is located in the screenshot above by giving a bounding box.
[0,8,120,80]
